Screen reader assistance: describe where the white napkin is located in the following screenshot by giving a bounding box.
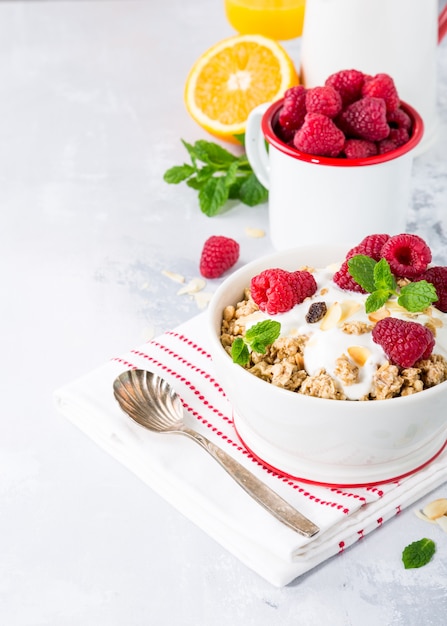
[54,312,447,587]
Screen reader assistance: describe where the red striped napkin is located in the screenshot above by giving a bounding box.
[54,312,447,586]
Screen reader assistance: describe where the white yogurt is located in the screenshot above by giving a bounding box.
[247,266,447,400]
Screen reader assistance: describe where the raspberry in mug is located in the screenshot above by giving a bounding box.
[276,70,413,158]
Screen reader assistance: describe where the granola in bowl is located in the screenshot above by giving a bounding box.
[220,233,447,401]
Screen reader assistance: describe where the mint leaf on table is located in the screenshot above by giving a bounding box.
[184,139,238,168]
[402,538,436,569]
[231,320,281,366]
[198,176,230,216]
[238,172,268,206]
[163,138,267,216]
[347,255,437,314]
[163,163,196,183]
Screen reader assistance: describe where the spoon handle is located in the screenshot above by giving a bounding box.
[183,428,319,538]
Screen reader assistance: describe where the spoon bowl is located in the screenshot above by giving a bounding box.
[113,369,319,538]
[113,369,184,433]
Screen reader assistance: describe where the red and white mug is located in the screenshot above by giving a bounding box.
[245,99,423,251]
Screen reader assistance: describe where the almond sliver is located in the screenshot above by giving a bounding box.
[177,278,206,295]
[428,317,443,328]
[245,227,265,238]
[368,308,391,323]
[162,270,185,284]
[414,509,436,523]
[320,302,342,330]
[347,345,371,367]
[422,498,447,520]
[340,300,361,322]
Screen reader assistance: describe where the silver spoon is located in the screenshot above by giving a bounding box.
[113,369,319,538]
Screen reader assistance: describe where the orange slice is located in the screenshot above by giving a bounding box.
[184,34,299,142]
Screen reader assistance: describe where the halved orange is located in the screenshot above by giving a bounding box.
[184,34,299,143]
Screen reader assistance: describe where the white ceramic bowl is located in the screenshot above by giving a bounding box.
[207,245,447,487]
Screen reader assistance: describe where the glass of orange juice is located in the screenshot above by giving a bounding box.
[224,0,306,40]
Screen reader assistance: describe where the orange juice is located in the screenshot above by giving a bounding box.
[224,0,306,40]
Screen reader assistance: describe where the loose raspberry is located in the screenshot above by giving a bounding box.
[250,268,299,314]
[380,234,432,278]
[333,260,366,293]
[349,233,390,260]
[420,266,447,313]
[278,85,307,132]
[343,139,378,159]
[305,85,342,118]
[372,317,435,368]
[339,97,390,142]
[293,113,345,157]
[199,236,239,279]
[362,73,400,113]
[325,69,365,106]
[290,270,317,303]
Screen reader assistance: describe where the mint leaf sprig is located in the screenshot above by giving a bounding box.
[347,255,438,314]
[402,538,436,569]
[163,138,268,216]
[231,320,281,366]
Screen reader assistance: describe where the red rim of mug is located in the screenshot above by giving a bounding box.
[261,98,424,167]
